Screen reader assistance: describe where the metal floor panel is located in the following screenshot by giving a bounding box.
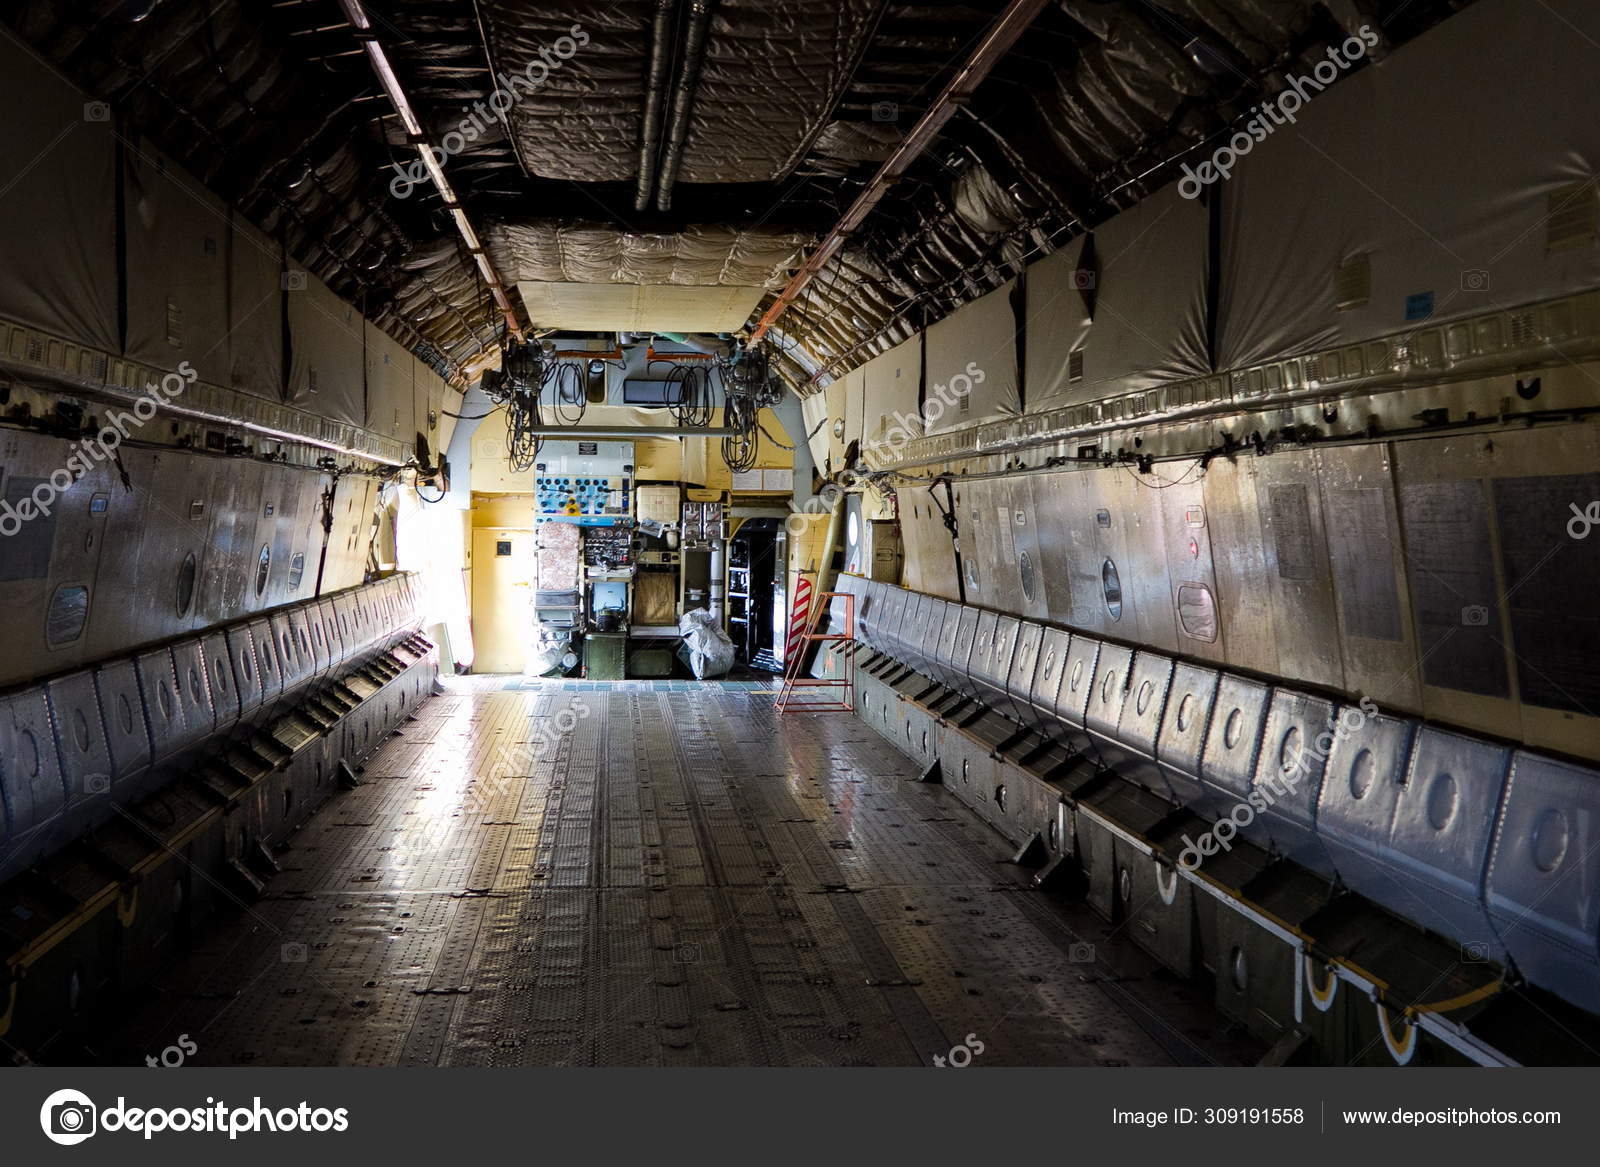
[96,686,1257,1068]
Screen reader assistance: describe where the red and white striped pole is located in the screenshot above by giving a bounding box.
[785,572,814,666]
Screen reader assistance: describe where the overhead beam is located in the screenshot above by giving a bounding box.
[526,426,736,438]
[337,0,524,342]
[748,0,1050,344]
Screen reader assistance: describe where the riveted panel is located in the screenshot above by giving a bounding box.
[1054,634,1101,729]
[1252,691,1337,874]
[1316,709,1415,909]
[1486,751,1600,1013]
[1156,663,1221,810]
[1388,727,1511,951]
[93,658,152,785]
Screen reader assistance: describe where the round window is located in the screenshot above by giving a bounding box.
[176,551,198,616]
[1101,558,1122,621]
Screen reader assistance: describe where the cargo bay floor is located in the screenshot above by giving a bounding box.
[80,681,1263,1068]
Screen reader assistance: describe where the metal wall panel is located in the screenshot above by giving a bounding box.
[271,612,313,697]
[1159,474,1226,663]
[951,607,981,698]
[1486,751,1600,1014]
[1316,445,1418,710]
[968,609,999,704]
[1113,469,1178,654]
[93,659,152,786]
[199,630,239,730]
[1199,676,1272,824]
[227,626,266,717]
[1316,710,1415,908]
[134,648,184,763]
[246,617,285,711]
[1116,651,1177,797]
[1492,470,1600,717]
[1008,481,1049,621]
[986,615,1021,718]
[0,691,66,877]
[1084,642,1133,745]
[1054,634,1101,728]
[44,672,108,829]
[1252,691,1337,873]
[1202,459,1279,679]
[1006,622,1044,729]
[1156,662,1221,809]
[318,598,346,670]
[1255,452,1344,691]
[170,638,216,744]
[1389,727,1512,949]
[1030,628,1071,727]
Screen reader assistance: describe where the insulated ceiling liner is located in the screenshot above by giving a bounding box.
[924,278,1021,434]
[516,281,769,332]
[491,222,808,331]
[480,0,881,185]
[1027,182,1210,411]
[0,32,118,353]
[1219,0,1600,370]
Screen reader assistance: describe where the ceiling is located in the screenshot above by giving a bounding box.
[6,0,1471,390]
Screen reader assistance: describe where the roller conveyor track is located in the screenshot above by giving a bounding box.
[82,685,1262,1068]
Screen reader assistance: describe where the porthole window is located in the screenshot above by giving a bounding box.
[1101,558,1123,621]
[176,551,197,616]
[255,544,272,597]
[287,552,306,590]
[994,784,1006,812]
[46,584,90,646]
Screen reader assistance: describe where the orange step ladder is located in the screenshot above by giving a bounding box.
[774,590,856,713]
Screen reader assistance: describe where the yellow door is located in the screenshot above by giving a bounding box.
[469,528,533,673]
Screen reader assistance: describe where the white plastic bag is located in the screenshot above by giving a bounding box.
[678,607,735,679]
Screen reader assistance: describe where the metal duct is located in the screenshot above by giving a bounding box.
[634,0,679,212]
[654,0,718,212]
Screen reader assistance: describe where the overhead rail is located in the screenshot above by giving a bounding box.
[337,0,524,342]
[748,0,1051,343]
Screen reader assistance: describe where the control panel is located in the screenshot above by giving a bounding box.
[538,475,629,520]
[536,439,634,527]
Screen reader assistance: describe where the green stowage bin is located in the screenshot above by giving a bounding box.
[583,632,627,680]
[627,643,675,678]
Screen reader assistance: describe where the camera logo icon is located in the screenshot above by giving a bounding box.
[1461,604,1490,627]
[83,102,110,123]
[85,773,111,796]
[40,1088,97,1145]
[1068,941,1096,963]
[281,941,308,963]
[1070,269,1096,291]
[280,271,308,292]
[1460,269,1490,293]
[870,101,898,123]
[1461,940,1491,963]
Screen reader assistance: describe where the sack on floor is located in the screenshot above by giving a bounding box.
[678,607,735,679]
